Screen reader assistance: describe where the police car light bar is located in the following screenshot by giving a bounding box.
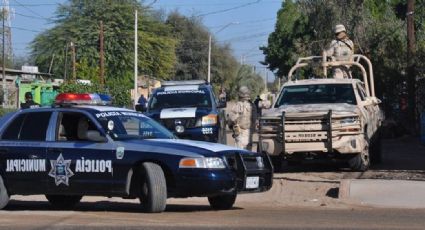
[161,80,207,87]
[55,93,112,105]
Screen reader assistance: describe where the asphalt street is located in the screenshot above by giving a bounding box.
[1,199,425,230]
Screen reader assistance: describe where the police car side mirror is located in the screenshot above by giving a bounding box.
[86,130,108,142]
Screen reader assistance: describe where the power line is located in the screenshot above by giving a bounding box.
[14,11,54,21]
[197,0,262,17]
[12,0,50,20]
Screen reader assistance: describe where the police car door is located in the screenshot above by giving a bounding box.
[46,111,114,194]
[0,111,52,194]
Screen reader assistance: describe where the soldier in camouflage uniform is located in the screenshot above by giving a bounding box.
[325,24,354,79]
[227,86,257,150]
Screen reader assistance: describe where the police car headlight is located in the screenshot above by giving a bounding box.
[179,157,226,169]
[201,114,218,126]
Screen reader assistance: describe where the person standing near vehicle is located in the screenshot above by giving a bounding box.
[325,24,354,79]
[136,94,147,112]
[254,95,263,116]
[20,92,40,109]
[227,86,257,149]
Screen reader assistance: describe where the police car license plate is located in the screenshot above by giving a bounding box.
[245,176,259,189]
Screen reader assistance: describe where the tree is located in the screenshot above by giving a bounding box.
[31,0,177,83]
[166,12,240,93]
[228,65,264,100]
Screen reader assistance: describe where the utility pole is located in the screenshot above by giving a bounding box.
[207,35,211,83]
[134,10,138,106]
[99,20,105,86]
[2,7,6,107]
[64,43,68,81]
[407,0,417,132]
[70,41,76,81]
[48,53,55,74]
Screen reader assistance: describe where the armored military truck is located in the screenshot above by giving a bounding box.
[258,54,384,171]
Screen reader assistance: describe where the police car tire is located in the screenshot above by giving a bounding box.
[139,162,167,213]
[208,193,237,210]
[0,175,9,209]
[45,195,82,209]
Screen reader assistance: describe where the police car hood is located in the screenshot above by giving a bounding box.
[147,107,213,120]
[121,139,247,157]
[263,103,358,117]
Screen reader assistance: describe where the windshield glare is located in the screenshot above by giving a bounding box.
[149,89,211,110]
[95,111,175,140]
[275,84,356,107]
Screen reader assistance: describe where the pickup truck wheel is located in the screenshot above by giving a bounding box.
[208,193,237,210]
[45,195,82,209]
[348,145,370,171]
[0,175,10,209]
[139,162,167,213]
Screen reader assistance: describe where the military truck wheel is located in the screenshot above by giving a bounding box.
[270,155,283,172]
[0,175,10,209]
[348,145,370,171]
[45,195,82,209]
[208,193,237,210]
[139,162,167,213]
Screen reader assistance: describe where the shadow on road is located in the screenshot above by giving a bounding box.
[4,200,243,213]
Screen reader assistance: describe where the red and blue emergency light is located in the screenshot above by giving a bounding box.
[55,93,112,105]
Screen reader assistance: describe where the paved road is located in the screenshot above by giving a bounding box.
[1,198,425,230]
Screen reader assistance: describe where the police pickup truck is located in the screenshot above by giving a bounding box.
[0,93,272,213]
[145,80,226,143]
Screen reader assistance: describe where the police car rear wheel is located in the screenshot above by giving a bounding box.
[139,162,167,213]
[0,175,10,209]
[208,193,237,210]
[45,195,82,209]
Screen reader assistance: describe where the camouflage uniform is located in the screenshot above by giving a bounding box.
[227,86,257,149]
[325,24,354,79]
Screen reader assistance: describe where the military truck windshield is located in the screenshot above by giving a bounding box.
[275,84,356,107]
[95,111,175,140]
[149,89,211,110]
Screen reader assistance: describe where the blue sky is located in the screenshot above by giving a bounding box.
[9,0,281,80]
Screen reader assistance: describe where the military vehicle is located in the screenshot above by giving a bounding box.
[258,54,384,171]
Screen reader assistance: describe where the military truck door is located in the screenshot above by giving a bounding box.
[46,111,114,195]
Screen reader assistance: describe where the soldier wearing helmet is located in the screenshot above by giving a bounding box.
[325,24,354,79]
[20,92,40,109]
[227,86,257,149]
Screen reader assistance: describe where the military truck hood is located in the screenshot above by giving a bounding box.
[117,138,246,158]
[263,103,358,117]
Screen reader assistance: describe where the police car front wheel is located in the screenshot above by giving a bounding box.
[139,162,167,213]
[45,195,83,209]
[0,174,9,209]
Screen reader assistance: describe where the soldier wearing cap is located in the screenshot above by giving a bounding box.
[227,86,257,150]
[325,24,354,79]
[20,92,40,109]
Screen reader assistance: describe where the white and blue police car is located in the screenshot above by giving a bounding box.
[0,93,272,213]
[145,80,226,143]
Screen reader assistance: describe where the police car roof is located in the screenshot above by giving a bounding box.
[18,105,142,115]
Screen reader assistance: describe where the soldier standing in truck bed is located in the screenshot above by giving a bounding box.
[325,24,354,79]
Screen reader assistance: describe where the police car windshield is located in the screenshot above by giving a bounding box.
[95,111,175,140]
[275,84,356,107]
[149,89,211,110]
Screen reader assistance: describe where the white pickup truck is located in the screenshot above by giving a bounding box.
[259,55,384,171]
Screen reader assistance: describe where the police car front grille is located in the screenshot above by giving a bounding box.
[161,118,197,129]
[225,154,263,171]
